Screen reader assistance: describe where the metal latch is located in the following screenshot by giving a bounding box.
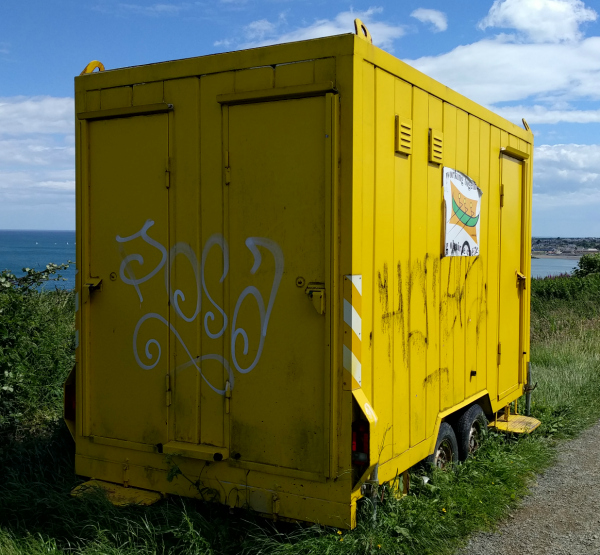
[83,278,102,304]
[87,278,102,292]
[516,271,527,289]
[305,283,325,315]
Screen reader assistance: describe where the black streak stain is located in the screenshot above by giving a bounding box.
[432,257,439,314]
[378,263,389,331]
[422,255,429,343]
[397,262,407,364]
[424,367,449,387]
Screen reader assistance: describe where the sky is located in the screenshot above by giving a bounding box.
[1,0,600,236]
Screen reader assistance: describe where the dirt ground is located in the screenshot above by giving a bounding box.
[458,420,600,555]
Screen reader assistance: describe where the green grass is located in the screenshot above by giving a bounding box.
[1,269,600,554]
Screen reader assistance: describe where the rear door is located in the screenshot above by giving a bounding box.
[226,95,334,477]
[497,153,525,400]
[86,113,170,446]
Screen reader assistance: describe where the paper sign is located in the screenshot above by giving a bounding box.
[443,167,483,257]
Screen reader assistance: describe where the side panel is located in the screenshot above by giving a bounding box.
[373,69,395,464]
[86,114,169,445]
[358,59,532,483]
[408,86,429,448]
[165,78,205,446]
[425,95,443,438]
[439,104,457,412]
[392,77,412,458]
[486,127,502,403]
[227,96,331,475]
[498,155,524,399]
[465,115,480,400]
[453,109,469,407]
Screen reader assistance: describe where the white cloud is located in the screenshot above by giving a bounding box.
[494,104,600,124]
[479,0,597,43]
[0,138,74,167]
[0,42,9,55]
[0,170,74,199]
[119,4,184,17]
[406,37,600,107]
[531,142,600,235]
[0,97,74,135]
[0,97,75,228]
[534,144,600,195]
[245,18,279,41]
[213,39,233,47]
[410,8,447,32]
[217,8,405,52]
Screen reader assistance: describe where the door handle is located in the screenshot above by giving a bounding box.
[83,278,102,303]
[305,283,326,315]
[516,271,526,289]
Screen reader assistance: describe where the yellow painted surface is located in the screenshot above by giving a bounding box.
[491,414,541,434]
[72,480,163,506]
[73,32,533,529]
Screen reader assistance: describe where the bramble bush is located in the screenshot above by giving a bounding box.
[573,252,600,278]
[0,264,75,442]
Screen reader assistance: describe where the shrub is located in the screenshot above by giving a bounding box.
[573,252,600,277]
[0,264,75,442]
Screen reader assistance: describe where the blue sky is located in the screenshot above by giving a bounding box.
[1,0,600,235]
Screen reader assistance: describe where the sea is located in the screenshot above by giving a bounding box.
[0,230,580,290]
[530,258,578,278]
[0,230,76,289]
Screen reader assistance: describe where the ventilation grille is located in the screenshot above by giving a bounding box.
[429,128,443,164]
[395,116,412,155]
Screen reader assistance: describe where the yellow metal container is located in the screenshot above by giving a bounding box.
[70,29,533,529]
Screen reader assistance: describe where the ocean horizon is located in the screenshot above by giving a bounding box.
[0,229,76,289]
[0,229,577,289]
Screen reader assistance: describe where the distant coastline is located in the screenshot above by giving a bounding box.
[532,254,582,260]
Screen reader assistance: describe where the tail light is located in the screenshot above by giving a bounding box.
[352,420,369,467]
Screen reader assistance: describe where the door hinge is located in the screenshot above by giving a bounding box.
[166,374,172,407]
[225,380,231,414]
[224,151,231,186]
[122,459,130,487]
[500,184,505,207]
[497,342,502,365]
[165,158,171,189]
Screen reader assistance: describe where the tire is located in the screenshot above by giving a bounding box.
[456,404,488,461]
[425,422,459,470]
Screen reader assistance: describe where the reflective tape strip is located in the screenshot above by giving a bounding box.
[343,299,361,340]
[343,275,362,390]
[343,345,361,388]
[348,274,362,296]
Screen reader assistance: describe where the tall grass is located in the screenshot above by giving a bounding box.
[0,268,599,554]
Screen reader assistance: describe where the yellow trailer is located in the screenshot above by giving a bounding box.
[67,23,538,529]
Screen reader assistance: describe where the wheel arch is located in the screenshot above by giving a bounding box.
[427,391,491,457]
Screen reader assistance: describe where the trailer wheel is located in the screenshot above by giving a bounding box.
[425,422,458,470]
[456,404,488,461]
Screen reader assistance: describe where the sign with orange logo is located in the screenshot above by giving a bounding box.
[443,168,482,257]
